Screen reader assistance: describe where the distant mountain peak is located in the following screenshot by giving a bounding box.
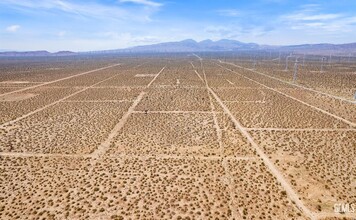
[3,39,356,56]
[105,38,261,53]
[0,50,76,56]
[180,39,197,44]
[216,39,238,43]
[199,39,213,43]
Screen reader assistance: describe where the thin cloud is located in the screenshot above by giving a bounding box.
[58,31,66,37]
[284,12,342,22]
[205,26,232,36]
[119,0,162,7]
[217,9,240,17]
[98,31,160,44]
[0,0,156,22]
[205,25,273,39]
[6,25,20,32]
[281,5,356,33]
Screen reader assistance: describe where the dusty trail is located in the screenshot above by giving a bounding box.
[189,62,195,69]
[0,152,91,158]
[90,91,146,159]
[194,61,224,154]
[199,62,224,154]
[192,56,316,219]
[193,59,248,220]
[223,100,266,103]
[194,70,204,81]
[246,127,356,132]
[220,60,356,104]
[208,86,316,219]
[216,63,356,128]
[147,67,165,87]
[192,53,203,60]
[133,110,217,114]
[0,63,152,128]
[105,154,255,161]
[226,79,234,85]
[62,100,132,103]
[90,66,166,161]
[0,66,166,159]
[214,59,356,219]
[0,73,121,129]
[0,63,121,98]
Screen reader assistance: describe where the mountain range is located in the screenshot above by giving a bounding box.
[108,39,260,53]
[0,50,76,57]
[1,39,356,56]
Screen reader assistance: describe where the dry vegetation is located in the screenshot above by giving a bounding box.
[278,88,356,123]
[225,57,356,100]
[68,87,142,102]
[224,91,350,129]
[0,55,354,219]
[109,112,220,157]
[250,130,356,213]
[136,88,211,111]
[0,102,131,154]
[217,113,256,157]
[0,87,80,124]
[151,63,205,87]
[225,159,306,219]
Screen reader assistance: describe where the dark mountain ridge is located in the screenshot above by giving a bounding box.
[1,39,356,56]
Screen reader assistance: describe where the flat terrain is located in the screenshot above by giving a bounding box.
[0,55,355,219]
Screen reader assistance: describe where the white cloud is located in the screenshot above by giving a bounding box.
[281,5,356,33]
[58,31,66,37]
[98,31,161,45]
[6,25,20,32]
[217,9,240,17]
[284,12,342,22]
[204,25,272,40]
[205,26,231,35]
[0,0,158,22]
[119,0,162,7]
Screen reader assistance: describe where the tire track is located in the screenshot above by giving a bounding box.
[197,58,316,219]
[220,60,356,104]
[216,63,356,128]
[0,63,121,98]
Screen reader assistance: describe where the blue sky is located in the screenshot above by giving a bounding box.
[1,0,356,51]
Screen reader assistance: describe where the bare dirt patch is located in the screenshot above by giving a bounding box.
[109,112,220,157]
[1,81,31,84]
[0,93,38,101]
[250,130,356,213]
[134,74,156,77]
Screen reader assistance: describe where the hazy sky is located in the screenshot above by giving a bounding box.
[1,0,356,51]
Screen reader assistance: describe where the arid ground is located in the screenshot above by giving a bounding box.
[0,54,355,219]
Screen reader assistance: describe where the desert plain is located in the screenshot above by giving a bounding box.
[0,54,355,220]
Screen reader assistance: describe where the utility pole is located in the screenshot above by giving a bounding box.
[285,53,292,71]
[320,57,326,73]
[293,58,299,83]
[253,56,257,70]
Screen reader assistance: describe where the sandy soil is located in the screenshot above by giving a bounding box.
[0,93,37,101]
[0,56,355,220]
